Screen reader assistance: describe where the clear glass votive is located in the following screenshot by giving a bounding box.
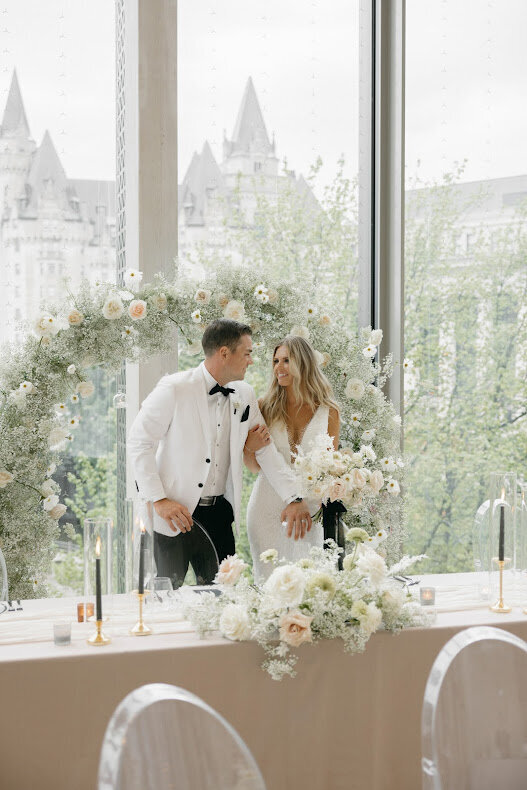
[53,621,72,646]
[420,587,436,606]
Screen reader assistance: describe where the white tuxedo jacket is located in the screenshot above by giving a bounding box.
[128,365,299,536]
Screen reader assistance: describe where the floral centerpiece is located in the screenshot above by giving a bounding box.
[182,533,428,681]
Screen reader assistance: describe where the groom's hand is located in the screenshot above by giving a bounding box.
[281,501,312,540]
[154,498,193,533]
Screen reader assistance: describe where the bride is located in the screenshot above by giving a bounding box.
[245,335,340,583]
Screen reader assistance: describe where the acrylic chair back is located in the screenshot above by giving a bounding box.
[98,683,266,790]
[0,544,8,602]
[422,625,527,790]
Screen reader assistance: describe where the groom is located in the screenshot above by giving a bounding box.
[128,318,311,587]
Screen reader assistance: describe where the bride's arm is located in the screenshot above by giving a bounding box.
[329,407,340,450]
[243,424,269,473]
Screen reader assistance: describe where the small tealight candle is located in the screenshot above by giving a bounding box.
[420,587,436,606]
[85,602,94,619]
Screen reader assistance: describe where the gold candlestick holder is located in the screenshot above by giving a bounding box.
[490,560,512,613]
[87,618,111,646]
[130,590,152,636]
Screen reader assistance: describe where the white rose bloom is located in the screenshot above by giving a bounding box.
[215,555,247,586]
[223,299,245,321]
[393,414,402,426]
[313,349,325,366]
[290,325,310,340]
[76,381,95,398]
[219,604,251,641]
[191,310,202,323]
[42,494,60,511]
[67,364,76,375]
[194,288,211,305]
[124,269,143,292]
[386,478,401,495]
[345,378,365,400]
[0,469,14,488]
[34,313,60,337]
[48,427,69,450]
[263,565,305,608]
[350,468,367,489]
[362,345,377,358]
[369,470,384,493]
[118,290,135,302]
[361,429,376,442]
[102,295,125,320]
[48,503,67,520]
[67,309,84,326]
[370,329,383,345]
[357,551,387,588]
[40,479,56,497]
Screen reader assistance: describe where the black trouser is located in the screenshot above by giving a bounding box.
[153,496,235,589]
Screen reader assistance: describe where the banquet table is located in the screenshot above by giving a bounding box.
[1,576,527,790]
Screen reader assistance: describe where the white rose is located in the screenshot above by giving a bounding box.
[42,494,59,511]
[223,300,245,321]
[102,295,124,320]
[318,314,332,327]
[67,309,84,326]
[34,313,60,337]
[48,427,69,449]
[215,555,247,586]
[345,378,365,400]
[128,299,147,320]
[350,468,367,489]
[0,469,14,488]
[263,565,305,608]
[40,479,56,497]
[76,381,95,398]
[124,269,143,292]
[370,329,383,345]
[67,364,76,375]
[48,503,67,520]
[369,470,384,493]
[290,325,310,340]
[219,604,251,641]
[195,288,211,305]
[361,429,376,442]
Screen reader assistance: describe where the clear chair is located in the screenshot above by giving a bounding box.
[98,683,266,790]
[0,543,8,602]
[422,625,527,790]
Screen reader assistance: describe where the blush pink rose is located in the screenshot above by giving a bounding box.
[328,479,347,501]
[279,609,313,647]
[215,555,247,586]
[128,299,147,320]
[350,468,367,489]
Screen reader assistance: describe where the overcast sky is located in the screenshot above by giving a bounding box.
[0,0,525,188]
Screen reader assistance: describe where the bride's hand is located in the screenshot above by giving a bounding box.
[244,424,271,453]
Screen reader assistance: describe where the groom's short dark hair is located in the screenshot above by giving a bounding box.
[202,319,252,356]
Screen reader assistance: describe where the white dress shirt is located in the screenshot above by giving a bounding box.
[200,363,231,497]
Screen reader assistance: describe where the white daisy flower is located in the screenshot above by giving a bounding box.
[191,309,202,323]
[70,394,80,404]
[362,345,377,358]
[67,417,80,429]
[123,269,143,292]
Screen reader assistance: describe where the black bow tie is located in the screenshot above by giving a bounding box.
[209,383,235,397]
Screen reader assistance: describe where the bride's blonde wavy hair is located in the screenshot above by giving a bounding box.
[259,335,339,427]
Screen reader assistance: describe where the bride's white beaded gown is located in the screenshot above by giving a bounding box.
[247,405,329,584]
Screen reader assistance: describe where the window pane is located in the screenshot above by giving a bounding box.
[178,0,360,566]
[0,2,116,595]
[404,0,527,571]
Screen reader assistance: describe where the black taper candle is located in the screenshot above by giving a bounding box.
[138,527,145,594]
[499,504,505,562]
[95,536,102,621]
